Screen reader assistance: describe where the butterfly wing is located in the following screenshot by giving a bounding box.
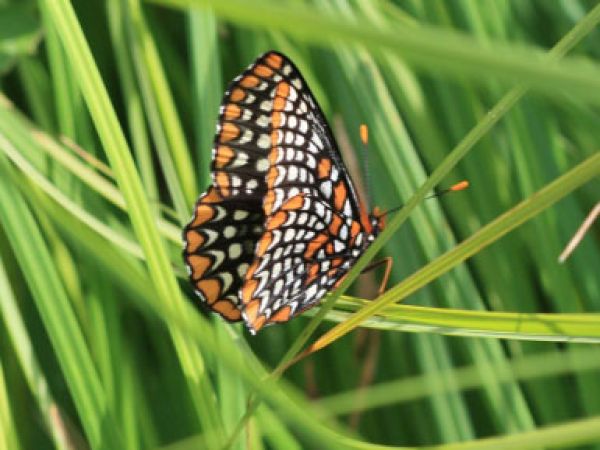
[183,52,294,320]
[239,53,371,333]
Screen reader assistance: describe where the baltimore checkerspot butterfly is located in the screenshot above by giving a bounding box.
[183,51,385,334]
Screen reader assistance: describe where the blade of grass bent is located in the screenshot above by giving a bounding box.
[322,300,600,343]
[435,415,600,450]
[41,0,225,445]
[310,152,600,353]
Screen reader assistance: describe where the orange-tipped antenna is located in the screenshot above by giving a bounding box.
[425,179,470,199]
[359,124,372,211]
[382,180,470,216]
[450,180,469,192]
[360,124,369,146]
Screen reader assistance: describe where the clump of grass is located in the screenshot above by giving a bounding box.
[0,1,599,449]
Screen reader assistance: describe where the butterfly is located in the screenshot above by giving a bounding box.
[183,51,385,334]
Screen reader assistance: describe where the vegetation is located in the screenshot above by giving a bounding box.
[1,1,599,449]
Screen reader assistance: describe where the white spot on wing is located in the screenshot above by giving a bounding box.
[234,210,249,220]
[229,243,242,259]
[224,226,236,238]
[257,134,271,149]
[256,158,269,172]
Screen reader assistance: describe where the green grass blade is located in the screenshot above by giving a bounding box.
[123,0,196,217]
[317,346,600,416]
[327,299,600,343]
[0,155,123,449]
[40,0,225,445]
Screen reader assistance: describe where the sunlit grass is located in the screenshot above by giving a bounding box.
[0,1,599,449]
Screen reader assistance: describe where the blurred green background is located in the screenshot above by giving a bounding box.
[1,0,599,449]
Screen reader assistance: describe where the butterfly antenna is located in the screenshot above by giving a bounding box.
[382,180,470,216]
[360,124,372,210]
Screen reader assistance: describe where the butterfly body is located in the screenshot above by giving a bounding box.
[183,51,384,333]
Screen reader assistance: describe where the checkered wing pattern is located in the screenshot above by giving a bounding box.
[183,52,285,320]
[183,51,383,331]
[238,53,383,334]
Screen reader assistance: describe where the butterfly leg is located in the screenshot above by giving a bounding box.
[360,256,393,296]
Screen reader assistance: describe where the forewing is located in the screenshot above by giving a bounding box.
[211,52,298,201]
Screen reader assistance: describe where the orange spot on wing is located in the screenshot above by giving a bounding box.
[190,204,214,226]
[304,233,328,259]
[245,261,258,279]
[282,195,304,210]
[256,231,272,256]
[202,187,223,203]
[272,111,282,128]
[241,280,258,304]
[332,258,343,267]
[188,255,212,279]
[333,273,347,288]
[359,207,373,234]
[214,145,234,168]
[230,88,245,102]
[273,97,286,112]
[271,129,280,146]
[254,64,274,78]
[318,158,331,179]
[268,147,279,165]
[212,300,241,321]
[276,82,290,98]
[334,182,347,211]
[196,279,221,304]
[266,211,287,230]
[270,306,292,323]
[224,103,241,120]
[240,75,260,88]
[244,299,260,321]
[215,172,230,196]
[185,230,205,253]
[251,315,267,333]
[265,53,283,69]
[326,242,334,254]
[328,214,342,235]
[266,166,279,188]
[264,190,275,215]
[220,123,239,142]
[306,263,319,284]
[349,221,361,245]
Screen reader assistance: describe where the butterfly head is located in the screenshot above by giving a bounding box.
[359,204,386,238]
[370,206,386,234]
